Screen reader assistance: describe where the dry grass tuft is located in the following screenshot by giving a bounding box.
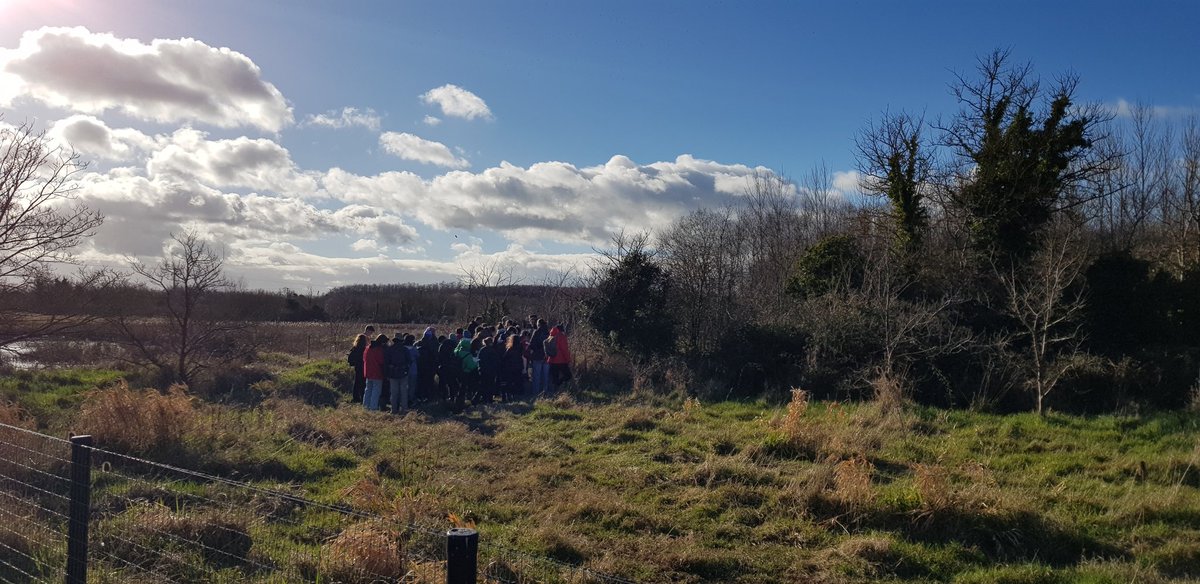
[77,381,197,455]
[340,475,445,527]
[0,401,34,429]
[833,456,875,510]
[320,520,404,582]
[774,397,915,461]
[782,388,809,441]
[911,461,1003,526]
[814,535,901,579]
[870,371,908,413]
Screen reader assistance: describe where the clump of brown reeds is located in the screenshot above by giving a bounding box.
[77,380,197,455]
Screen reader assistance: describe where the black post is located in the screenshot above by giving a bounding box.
[445,527,478,584]
[66,435,93,584]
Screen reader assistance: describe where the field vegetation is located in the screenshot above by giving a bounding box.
[3,358,1199,583]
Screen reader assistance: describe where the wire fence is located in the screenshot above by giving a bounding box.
[0,422,637,584]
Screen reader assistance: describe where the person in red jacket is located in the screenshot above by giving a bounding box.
[547,325,572,389]
[362,334,388,410]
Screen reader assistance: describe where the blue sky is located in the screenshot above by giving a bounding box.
[1,0,1197,289]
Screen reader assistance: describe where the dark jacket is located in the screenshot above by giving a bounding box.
[347,345,365,375]
[478,344,501,377]
[385,342,409,378]
[502,342,526,381]
[437,339,457,371]
[417,338,437,368]
[527,325,549,360]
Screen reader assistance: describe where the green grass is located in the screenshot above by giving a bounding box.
[2,364,1199,583]
[0,367,125,427]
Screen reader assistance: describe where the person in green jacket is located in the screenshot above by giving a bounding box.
[453,337,478,411]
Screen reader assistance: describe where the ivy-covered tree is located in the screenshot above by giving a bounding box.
[786,235,864,299]
[942,50,1116,264]
[585,232,675,358]
[856,111,933,254]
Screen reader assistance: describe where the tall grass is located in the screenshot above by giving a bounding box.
[76,381,197,456]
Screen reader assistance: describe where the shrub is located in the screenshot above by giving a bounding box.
[77,381,196,456]
[786,234,865,299]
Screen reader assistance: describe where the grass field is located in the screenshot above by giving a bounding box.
[2,359,1199,583]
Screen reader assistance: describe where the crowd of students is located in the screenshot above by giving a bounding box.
[346,315,573,413]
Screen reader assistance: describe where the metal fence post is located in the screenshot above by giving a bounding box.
[66,435,93,584]
[446,527,478,584]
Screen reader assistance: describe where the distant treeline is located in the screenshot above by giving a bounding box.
[2,279,586,326]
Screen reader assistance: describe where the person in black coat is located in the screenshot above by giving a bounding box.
[499,334,526,402]
[347,334,368,404]
[415,327,438,402]
[385,333,411,413]
[437,336,459,403]
[476,336,501,403]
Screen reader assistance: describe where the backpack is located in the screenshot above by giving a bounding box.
[544,336,558,358]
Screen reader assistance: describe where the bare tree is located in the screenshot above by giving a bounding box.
[741,170,805,316]
[1089,103,1171,252]
[459,257,523,322]
[858,247,970,392]
[995,224,1090,415]
[0,120,107,353]
[659,207,747,353]
[1163,116,1200,274]
[535,266,583,328]
[116,231,250,385]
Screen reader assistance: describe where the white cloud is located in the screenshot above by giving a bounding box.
[321,153,779,245]
[1110,98,1197,119]
[147,128,319,195]
[47,115,159,162]
[419,84,492,120]
[40,117,808,288]
[422,115,442,126]
[351,238,380,252]
[0,26,292,131]
[303,107,381,130]
[833,170,861,195]
[378,131,470,169]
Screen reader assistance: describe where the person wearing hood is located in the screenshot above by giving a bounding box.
[547,325,572,390]
[415,327,437,402]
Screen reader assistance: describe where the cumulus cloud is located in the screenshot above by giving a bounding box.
[48,115,159,162]
[378,131,469,169]
[339,154,775,244]
[422,115,442,126]
[44,117,804,287]
[147,128,319,195]
[419,84,492,120]
[303,107,381,130]
[832,170,861,195]
[76,169,418,259]
[0,26,292,131]
[351,238,380,252]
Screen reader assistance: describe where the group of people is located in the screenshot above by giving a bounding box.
[346,315,573,414]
